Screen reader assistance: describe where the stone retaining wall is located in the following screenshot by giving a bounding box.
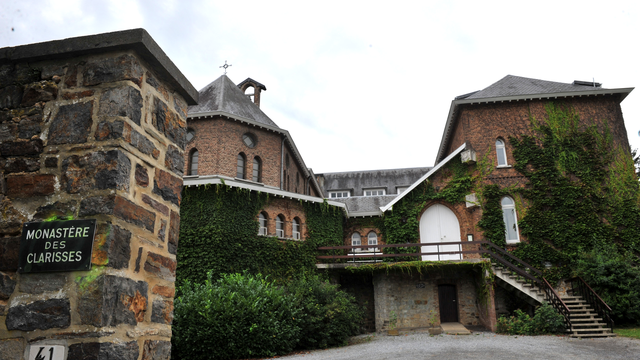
[0,29,197,360]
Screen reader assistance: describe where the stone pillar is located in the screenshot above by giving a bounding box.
[0,29,197,359]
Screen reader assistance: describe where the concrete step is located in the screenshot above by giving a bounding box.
[570,333,617,338]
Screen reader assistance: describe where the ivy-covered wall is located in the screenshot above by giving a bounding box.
[177,185,344,284]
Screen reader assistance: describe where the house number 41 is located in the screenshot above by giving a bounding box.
[29,345,65,360]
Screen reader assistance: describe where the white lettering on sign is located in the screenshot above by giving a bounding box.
[28,345,65,360]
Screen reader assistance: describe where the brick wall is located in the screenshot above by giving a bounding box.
[0,30,197,360]
[260,197,307,240]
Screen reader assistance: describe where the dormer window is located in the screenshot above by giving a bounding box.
[364,189,385,196]
[329,191,350,198]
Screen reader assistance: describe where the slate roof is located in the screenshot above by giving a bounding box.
[317,167,432,197]
[188,75,279,127]
[464,75,605,100]
[330,195,397,215]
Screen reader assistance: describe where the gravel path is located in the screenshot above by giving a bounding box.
[279,332,640,360]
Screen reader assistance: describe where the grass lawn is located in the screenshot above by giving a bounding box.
[613,327,640,339]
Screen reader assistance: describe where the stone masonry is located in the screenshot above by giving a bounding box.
[0,29,197,359]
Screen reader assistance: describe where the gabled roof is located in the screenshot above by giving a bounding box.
[188,75,278,127]
[381,143,467,213]
[435,75,634,163]
[238,77,267,91]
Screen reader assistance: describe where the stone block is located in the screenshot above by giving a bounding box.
[114,196,155,232]
[92,223,131,269]
[18,118,42,139]
[68,341,140,360]
[142,340,171,360]
[174,96,187,120]
[6,298,71,331]
[168,210,179,255]
[0,338,24,360]
[20,80,58,107]
[62,89,94,100]
[144,252,176,281]
[153,97,186,149]
[0,236,20,270]
[125,123,159,159]
[3,158,40,173]
[0,85,23,109]
[98,86,142,125]
[77,274,148,327]
[164,144,184,176]
[6,174,55,198]
[48,101,93,145]
[0,139,43,157]
[44,156,58,168]
[0,122,17,142]
[135,164,149,187]
[146,72,169,100]
[41,64,65,79]
[141,194,169,217]
[151,299,173,325]
[79,194,115,217]
[0,271,16,300]
[83,54,144,87]
[157,219,167,242]
[0,63,40,88]
[0,198,26,236]
[95,120,124,141]
[61,150,131,193]
[18,273,67,294]
[152,168,182,206]
[151,284,175,298]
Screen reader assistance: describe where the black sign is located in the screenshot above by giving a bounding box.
[18,219,96,273]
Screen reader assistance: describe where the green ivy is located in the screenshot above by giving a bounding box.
[378,155,473,260]
[176,185,344,285]
[485,102,640,284]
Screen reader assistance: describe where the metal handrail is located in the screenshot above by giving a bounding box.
[317,240,572,332]
[569,276,614,331]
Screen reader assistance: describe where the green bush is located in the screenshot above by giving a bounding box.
[576,244,640,325]
[287,274,364,349]
[172,272,301,360]
[497,303,565,335]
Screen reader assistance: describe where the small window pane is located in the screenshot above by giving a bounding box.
[189,150,199,176]
[368,232,378,245]
[243,134,255,148]
[501,196,519,242]
[351,233,361,246]
[237,154,245,178]
[186,128,196,142]
[496,139,508,166]
[252,158,261,182]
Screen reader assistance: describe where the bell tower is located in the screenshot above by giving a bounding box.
[238,78,267,108]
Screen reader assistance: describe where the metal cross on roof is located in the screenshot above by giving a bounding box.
[220,60,232,74]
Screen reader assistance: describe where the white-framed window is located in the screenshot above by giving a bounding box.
[501,196,520,243]
[367,231,378,246]
[276,215,285,238]
[396,186,408,194]
[351,232,361,252]
[496,139,508,167]
[364,189,385,196]
[237,153,246,179]
[258,212,267,236]
[329,191,350,198]
[292,218,300,240]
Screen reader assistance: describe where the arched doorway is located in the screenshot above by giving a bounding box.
[419,204,462,261]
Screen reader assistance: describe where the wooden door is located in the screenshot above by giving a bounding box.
[419,204,462,261]
[438,284,459,323]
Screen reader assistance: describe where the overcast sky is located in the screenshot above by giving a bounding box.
[1,0,638,173]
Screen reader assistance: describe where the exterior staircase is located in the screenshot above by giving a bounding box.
[563,295,615,338]
[492,263,615,338]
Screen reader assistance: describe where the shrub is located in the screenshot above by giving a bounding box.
[172,272,301,360]
[287,274,365,349]
[497,303,565,335]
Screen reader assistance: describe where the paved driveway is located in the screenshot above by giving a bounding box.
[280,333,640,360]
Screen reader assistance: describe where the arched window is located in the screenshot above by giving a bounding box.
[496,139,508,167]
[252,157,262,182]
[292,217,301,240]
[501,196,520,243]
[351,232,361,252]
[276,215,285,238]
[258,212,268,236]
[367,231,378,246]
[237,153,246,179]
[188,149,199,176]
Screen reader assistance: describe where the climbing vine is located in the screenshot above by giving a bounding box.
[378,156,473,260]
[176,185,344,285]
[494,103,640,283]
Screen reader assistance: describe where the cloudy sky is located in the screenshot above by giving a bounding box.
[1,0,638,173]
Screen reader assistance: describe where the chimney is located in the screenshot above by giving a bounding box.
[238,78,267,107]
